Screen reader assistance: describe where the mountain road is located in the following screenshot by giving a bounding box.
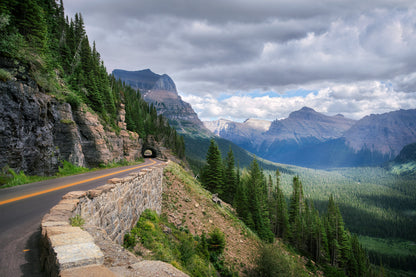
[0,158,162,276]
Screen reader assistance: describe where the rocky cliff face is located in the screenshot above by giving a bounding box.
[113,69,209,135]
[0,67,142,176]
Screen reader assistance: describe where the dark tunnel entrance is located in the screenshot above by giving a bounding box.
[142,147,158,158]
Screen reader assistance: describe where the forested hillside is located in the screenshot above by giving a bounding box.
[199,140,374,276]
[0,0,184,166]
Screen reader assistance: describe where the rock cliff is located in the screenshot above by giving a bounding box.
[0,62,142,176]
[112,69,210,135]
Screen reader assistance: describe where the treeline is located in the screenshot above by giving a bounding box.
[201,140,372,276]
[0,0,184,159]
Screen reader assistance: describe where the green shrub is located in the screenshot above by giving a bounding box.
[70,214,85,227]
[65,91,82,110]
[251,243,308,277]
[123,233,137,249]
[207,228,225,257]
[0,68,12,81]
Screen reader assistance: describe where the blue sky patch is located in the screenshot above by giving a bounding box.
[217,89,318,101]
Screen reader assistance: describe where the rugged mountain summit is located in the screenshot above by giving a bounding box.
[112,69,177,92]
[113,69,208,134]
[266,106,356,142]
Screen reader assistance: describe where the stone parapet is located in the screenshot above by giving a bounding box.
[40,162,173,277]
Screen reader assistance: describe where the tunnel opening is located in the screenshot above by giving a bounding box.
[142,147,157,158]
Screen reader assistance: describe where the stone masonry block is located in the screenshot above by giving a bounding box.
[62,191,87,199]
[54,242,104,270]
[49,230,94,247]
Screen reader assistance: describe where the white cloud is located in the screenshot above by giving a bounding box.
[182,81,416,121]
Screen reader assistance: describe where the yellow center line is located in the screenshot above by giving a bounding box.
[0,159,156,206]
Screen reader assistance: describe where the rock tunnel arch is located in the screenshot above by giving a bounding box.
[142,146,158,158]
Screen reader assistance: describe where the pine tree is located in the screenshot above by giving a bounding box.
[288,176,306,248]
[273,170,289,239]
[201,139,224,194]
[245,159,274,242]
[12,0,48,50]
[326,194,344,267]
[222,146,236,204]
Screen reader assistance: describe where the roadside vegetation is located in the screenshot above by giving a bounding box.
[0,158,144,188]
[123,209,233,276]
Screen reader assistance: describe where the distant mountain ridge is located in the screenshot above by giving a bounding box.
[204,107,416,167]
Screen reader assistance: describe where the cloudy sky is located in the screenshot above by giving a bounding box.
[64,0,416,122]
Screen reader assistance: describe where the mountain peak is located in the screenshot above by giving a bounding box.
[288,106,319,120]
[300,106,316,112]
[112,69,177,93]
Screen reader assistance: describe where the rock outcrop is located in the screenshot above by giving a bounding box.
[0,63,142,176]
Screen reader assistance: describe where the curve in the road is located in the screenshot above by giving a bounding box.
[0,158,160,277]
[0,159,157,206]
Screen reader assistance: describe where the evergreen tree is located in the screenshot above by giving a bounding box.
[245,159,274,242]
[201,139,224,194]
[288,176,306,249]
[12,0,48,49]
[270,169,289,239]
[326,194,344,267]
[222,146,236,204]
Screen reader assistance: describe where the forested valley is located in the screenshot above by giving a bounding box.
[199,139,416,276]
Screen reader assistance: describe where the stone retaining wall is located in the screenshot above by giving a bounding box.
[40,162,168,276]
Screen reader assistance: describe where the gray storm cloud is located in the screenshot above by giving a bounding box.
[64,0,416,120]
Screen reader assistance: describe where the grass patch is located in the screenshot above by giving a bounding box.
[0,158,145,188]
[1,168,48,188]
[57,160,89,176]
[60,119,75,125]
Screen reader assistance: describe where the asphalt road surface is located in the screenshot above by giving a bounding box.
[0,158,161,276]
